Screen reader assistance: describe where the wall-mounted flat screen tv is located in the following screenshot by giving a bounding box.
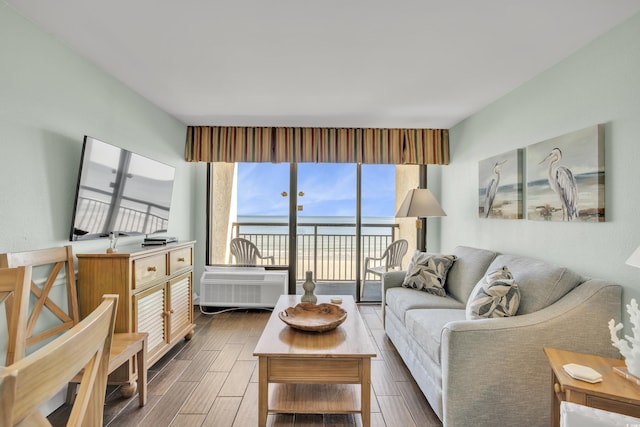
[69,136,176,241]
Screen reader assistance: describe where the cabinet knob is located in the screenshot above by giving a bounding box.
[147,266,157,272]
[178,257,185,262]
[553,383,565,400]
[170,309,175,314]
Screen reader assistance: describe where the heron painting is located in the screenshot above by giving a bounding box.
[478,149,523,219]
[526,125,605,222]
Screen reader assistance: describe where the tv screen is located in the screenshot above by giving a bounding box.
[69,136,176,241]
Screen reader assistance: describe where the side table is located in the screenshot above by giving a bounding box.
[544,347,640,427]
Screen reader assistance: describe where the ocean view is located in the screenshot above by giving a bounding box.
[234,215,399,282]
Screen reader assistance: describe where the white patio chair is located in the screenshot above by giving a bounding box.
[230,238,275,265]
[361,239,408,298]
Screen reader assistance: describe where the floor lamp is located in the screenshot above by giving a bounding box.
[396,188,446,252]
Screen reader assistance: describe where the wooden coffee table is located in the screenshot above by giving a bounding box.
[253,295,377,426]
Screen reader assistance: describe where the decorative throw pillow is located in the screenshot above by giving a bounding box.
[401,252,457,297]
[466,266,520,320]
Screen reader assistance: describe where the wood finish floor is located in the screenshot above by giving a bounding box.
[49,304,442,426]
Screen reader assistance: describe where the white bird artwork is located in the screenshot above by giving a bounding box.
[483,159,507,218]
[540,148,579,221]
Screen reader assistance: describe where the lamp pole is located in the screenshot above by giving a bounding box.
[418,165,428,252]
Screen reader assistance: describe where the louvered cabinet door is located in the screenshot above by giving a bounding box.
[168,274,192,343]
[134,284,168,362]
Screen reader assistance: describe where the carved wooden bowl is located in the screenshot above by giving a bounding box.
[278,302,348,332]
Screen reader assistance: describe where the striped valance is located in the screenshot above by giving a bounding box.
[185,126,449,165]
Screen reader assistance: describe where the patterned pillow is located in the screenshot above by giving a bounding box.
[466,266,521,320]
[402,252,457,296]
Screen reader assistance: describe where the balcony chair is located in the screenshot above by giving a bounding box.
[0,294,118,427]
[0,245,148,407]
[361,239,408,298]
[230,237,275,265]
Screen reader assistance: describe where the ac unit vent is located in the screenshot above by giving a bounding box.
[199,267,287,308]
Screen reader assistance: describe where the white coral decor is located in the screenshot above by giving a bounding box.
[609,298,640,377]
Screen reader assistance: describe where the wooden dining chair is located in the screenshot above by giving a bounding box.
[0,266,31,366]
[0,245,148,407]
[0,294,118,427]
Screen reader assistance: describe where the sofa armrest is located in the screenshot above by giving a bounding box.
[381,270,406,323]
[440,280,621,427]
[382,270,406,291]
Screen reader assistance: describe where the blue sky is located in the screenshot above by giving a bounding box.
[237,163,396,217]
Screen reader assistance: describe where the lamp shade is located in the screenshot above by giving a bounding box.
[626,245,640,268]
[396,188,446,218]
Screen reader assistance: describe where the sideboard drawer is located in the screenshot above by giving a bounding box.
[586,395,640,418]
[170,247,192,274]
[133,254,167,288]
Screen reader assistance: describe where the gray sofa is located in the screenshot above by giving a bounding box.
[382,246,622,427]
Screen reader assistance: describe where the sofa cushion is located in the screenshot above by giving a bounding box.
[466,266,521,319]
[386,287,465,323]
[487,254,582,314]
[446,246,499,304]
[404,308,466,365]
[402,252,457,296]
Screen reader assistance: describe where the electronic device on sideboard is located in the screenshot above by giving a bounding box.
[142,235,178,246]
[69,135,176,242]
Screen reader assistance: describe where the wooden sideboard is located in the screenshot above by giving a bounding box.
[77,241,196,391]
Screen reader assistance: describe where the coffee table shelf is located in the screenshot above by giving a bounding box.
[268,383,361,414]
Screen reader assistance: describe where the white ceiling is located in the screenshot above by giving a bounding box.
[5,1,640,128]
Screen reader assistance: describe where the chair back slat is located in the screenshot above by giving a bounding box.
[0,266,31,365]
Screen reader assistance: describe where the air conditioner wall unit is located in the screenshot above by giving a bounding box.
[199,266,287,308]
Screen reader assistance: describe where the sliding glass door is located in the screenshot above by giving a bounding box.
[222,162,401,301]
[296,163,357,296]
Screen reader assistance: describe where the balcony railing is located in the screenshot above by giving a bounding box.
[231,220,400,282]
